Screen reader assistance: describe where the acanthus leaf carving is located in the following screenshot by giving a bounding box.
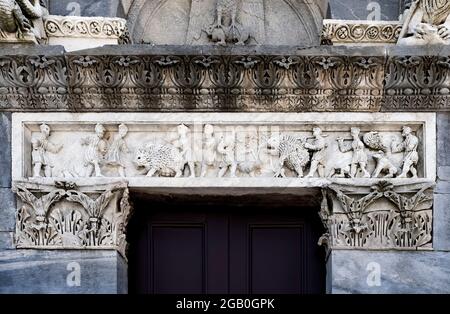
[0,51,449,111]
[13,181,132,258]
[321,181,434,250]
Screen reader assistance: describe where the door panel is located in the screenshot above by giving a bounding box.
[249,226,305,294]
[152,225,205,294]
[128,202,325,294]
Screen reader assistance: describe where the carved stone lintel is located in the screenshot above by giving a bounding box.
[13,181,131,258]
[319,181,434,250]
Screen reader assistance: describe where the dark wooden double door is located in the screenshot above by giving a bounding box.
[128,200,325,294]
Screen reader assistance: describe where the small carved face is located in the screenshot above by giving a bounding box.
[266,136,280,155]
[177,124,190,136]
[133,149,148,168]
[402,126,412,137]
[95,124,105,138]
[204,124,214,136]
[313,127,322,137]
[118,124,128,138]
[350,127,360,137]
[40,124,50,137]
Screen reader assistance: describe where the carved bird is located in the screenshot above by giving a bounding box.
[0,0,45,38]
[216,0,239,28]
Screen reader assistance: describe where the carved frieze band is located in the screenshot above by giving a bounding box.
[13,181,131,257]
[20,121,429,181]
[44,15,128,40]
[319,181,434,250]
[322,20,403,44]
[1,53,450,111]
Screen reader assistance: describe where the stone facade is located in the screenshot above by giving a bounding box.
[1,0,450,294]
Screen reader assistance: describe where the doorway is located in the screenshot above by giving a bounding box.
[127,194,326,294]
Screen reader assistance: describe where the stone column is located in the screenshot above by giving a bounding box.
[0,181,131,293]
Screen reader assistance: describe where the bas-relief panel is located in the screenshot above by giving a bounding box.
[128,0,327,45]
[9,113,436,253]
[12,114,435,182]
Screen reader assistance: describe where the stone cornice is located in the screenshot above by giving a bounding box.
[0,45,450,112]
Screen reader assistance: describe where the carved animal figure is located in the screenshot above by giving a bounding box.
[267,135,310,178]
[363,131,389,153]
[205,0,250,45]
[133,142,184,177]
[399,0,450,45]
[237,147,263,177]
[372,152,398,178]
[0,0,46,39]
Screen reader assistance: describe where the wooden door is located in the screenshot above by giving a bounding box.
[127,200,325,294]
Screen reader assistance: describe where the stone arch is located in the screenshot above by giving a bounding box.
[126,0,328,45]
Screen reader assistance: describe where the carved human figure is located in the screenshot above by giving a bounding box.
[200,124,217,177]
[31,123,63,177]
[105,124,130,178]
[336,127,370,178]
[399,0,450,45]
[304,127,327,178]
[217,130,237,178]
[81,123,108,177]
[391,126,419,178]
[172,124,196,177]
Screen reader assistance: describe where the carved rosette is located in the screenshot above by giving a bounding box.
[13,181,132,258]
[44,15,129,40]
[319,181,434,251]
[322,20,402,44]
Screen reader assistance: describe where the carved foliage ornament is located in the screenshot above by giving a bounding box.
[13,182,132,257]
[1,53,450,111]
[320,181,434,250]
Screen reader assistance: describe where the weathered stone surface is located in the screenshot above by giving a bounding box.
[127,0,328,46]
[11,112,437,182]
[0,232,13,250]
[322,20,402,45]
[329,250,450,294]
[0,45,450,112]
[44,15,129,51]
[0,113,11,188]
[328,0,401,21]
[0,188,15,232]
[48,0,121,17]
[0,250,128,294]
[433,194,450,251]
[398,0,450,46]
[437,113,450,167]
